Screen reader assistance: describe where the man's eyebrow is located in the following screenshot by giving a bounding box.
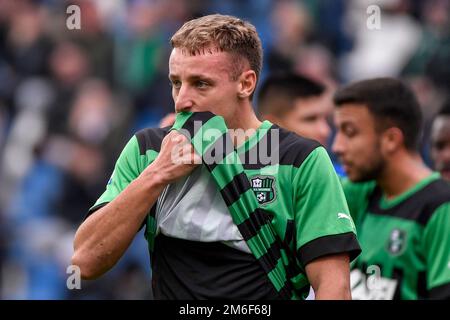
[189,74,215,82]
[168,73,215,82]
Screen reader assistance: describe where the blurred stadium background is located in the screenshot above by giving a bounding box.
[0,0,449,299]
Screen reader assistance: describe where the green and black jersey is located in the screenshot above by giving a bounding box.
[89,112,360,299]
[344,173,450,300]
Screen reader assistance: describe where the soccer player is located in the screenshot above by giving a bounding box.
[332,78,450,299]
[72,14,360,300]
[257,72,344,176]
[257,73,331,147]
[431,98,450,181]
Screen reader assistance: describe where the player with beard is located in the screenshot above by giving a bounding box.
[332,78,450,300]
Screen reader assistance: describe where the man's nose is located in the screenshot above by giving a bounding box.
[175,85,194,113]
[332,132,344,156]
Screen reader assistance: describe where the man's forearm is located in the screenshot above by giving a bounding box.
[72,172,166,279]
[306,253,352,300]
[314,282,352,300]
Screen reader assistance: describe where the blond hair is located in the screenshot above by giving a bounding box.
[171,14,263,81]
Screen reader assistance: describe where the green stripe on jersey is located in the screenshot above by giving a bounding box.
[89,112,360,300]
[173,112,359,300]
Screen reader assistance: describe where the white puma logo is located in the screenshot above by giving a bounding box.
[338,212,351,220]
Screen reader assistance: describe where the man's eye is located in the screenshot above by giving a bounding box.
[343,128,356,137]
[303,116,318,123]
[170,80,181,89]
[196,81,209,88]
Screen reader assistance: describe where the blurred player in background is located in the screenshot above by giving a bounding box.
[332,78,450,299]
[257,72,345,176]
[431,98,450,181]
[257,73,331,147]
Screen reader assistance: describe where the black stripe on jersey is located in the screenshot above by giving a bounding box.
[277,220,305,281]
[276,232,303,278]
[256,241,300,300]
[417,271,428,299]
[188,111,215,124]
[284,220,295,247]
[241,125,320,170]
[237,214,293,300]
[203,132,235,171]
[277,275,310,300]
[135,127,170,155]
[278,279,294,300]
[86,202,108,219]
[85,201,149,231]
[151,233,281,300]
[429,282,450,299]
[237,208,273,241]
[392,267,404,300]
[297,232,361,267]
[368,179,450,225]
[277,126,321,168]
[181,112,214,138]
[219,172,252,206]
[255,237,303,299]
[258,241,292,300]
[257,239,282,275]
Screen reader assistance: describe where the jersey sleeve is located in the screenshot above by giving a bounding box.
[423,202,450,299]
[293,146,361,267]
[87,135,145,216]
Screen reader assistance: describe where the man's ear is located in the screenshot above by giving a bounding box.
[381,127,404,154]
[237,70,257,99]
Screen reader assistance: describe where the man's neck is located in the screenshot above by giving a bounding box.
[377,152,432,200]
[226,103,263,147]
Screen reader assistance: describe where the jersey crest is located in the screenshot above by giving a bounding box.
[386,228,407,256]
[250,175,277,205]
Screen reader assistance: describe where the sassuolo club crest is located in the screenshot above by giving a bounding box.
[250,175,277,205]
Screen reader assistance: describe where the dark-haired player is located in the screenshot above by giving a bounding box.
[257,73,344,176]
[257,73,331,147]
[333,78,450,299]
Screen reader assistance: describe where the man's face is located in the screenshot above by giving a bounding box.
[169,48,241,122]
[332,104,386,182]
[278,96,332,146]
[431,116,450,180]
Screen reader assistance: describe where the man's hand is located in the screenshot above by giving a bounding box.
[143,131,202,186]
[72,131,201,279]
[159,112,176,128]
